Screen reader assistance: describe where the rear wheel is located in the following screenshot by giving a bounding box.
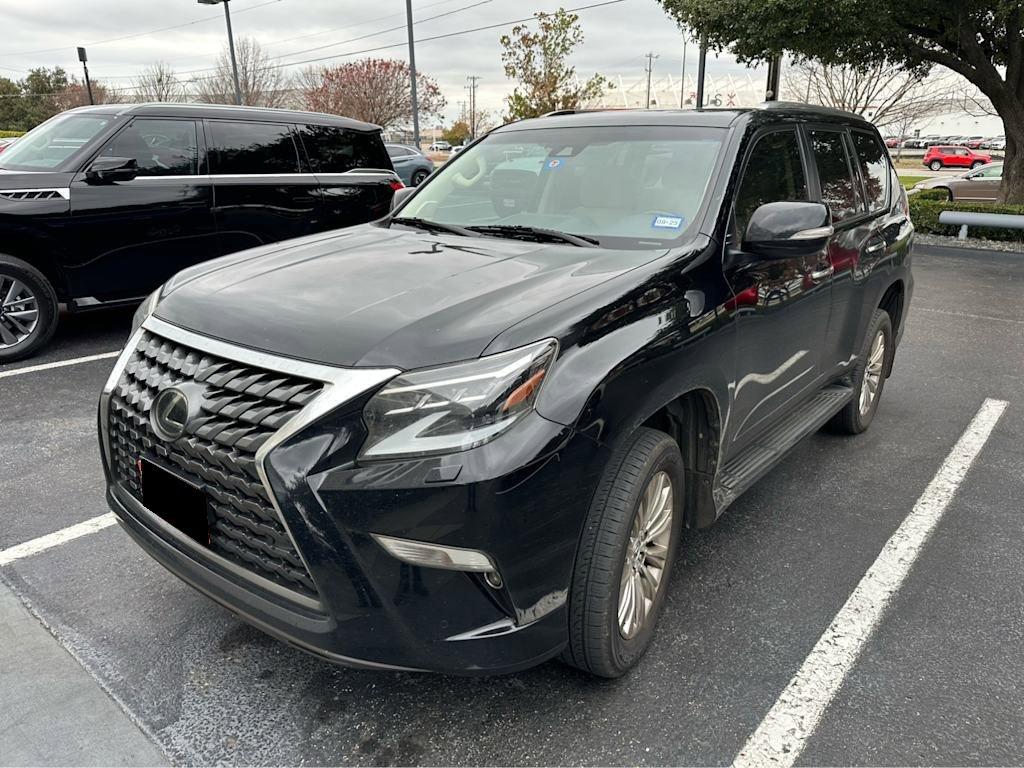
[828,309,893,435]
[411,169,430,186]
[929,160,943,171]
[0,255,59,363]
[562,427,684,677]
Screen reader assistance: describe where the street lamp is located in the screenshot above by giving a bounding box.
[198,0,242,106]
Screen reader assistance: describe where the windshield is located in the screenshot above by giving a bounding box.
[0,113,112,171]
[398,124,724,248]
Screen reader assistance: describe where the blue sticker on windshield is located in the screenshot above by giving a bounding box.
[544,158,565,171]
[652,214,685,230]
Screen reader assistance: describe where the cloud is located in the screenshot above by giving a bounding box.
[2,0,772,122]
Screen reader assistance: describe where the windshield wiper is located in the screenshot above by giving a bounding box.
[390,216,478,238]
[466,224,599,247]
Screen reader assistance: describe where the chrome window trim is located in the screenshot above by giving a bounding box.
[112,169,396,182]
[100,316,401,606]
[0,187,70,200]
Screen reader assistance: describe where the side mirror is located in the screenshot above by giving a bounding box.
[85,156,139,184]
[743,201,833,257]
[390,186,415,212]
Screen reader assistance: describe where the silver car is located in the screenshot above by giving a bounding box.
[913,163,1003,201]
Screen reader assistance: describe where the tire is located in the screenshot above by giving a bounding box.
[0,254,59,363]
[828,309,893,435]
[411,169,430,186]
[929,160,943,171]
[938,187,953,201]
[971,161,984,169]
[562,427,685,677]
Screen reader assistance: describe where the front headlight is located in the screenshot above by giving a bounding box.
[130,288,161,335]
[361,339,558,460]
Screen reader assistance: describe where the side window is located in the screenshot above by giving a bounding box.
[851,130,889,212]
[99,118,198,176]
[299,125,391,173]
[206,121,299,175]
[808,130,860,223]
[734,129,809,237]
[388,146,412,159]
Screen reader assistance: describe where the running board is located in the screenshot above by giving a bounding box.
[715,385,854,511]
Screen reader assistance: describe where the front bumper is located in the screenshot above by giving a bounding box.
[100,318,608,675]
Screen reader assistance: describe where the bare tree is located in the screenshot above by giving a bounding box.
[133,61,186,102]
[784,59,933,127]
[192,37,291,107]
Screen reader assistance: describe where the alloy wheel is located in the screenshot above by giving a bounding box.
[618,470,674,639]
[0,273,39,349]
[859,330,886,416]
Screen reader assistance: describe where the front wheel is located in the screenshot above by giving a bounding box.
[411,168,430,186]
[971,161,984,169]
[562,427,685,677]
[828,309,893,434]
[929,160,943,171]
[0,254,59,363]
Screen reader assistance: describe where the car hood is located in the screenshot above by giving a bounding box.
[0,169,74,189]
[155,224,663,369]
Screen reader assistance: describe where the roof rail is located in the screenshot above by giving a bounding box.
[542,109,578,117]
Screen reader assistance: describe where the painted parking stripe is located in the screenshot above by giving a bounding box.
[0,513,116,567]
[734,397,1008,768]
[0,351,120,379]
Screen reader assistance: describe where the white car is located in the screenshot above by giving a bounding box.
[451,143,468,155]
[428,141,451,152]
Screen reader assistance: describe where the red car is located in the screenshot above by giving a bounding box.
[923,145,992,170]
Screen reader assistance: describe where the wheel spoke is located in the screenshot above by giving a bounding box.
[0,321,18,345]
[3,279,24,307]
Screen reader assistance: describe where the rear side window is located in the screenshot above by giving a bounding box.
[850,130,890,212]
[734,129,809,237]
[206,121,299,175]
[100,118,198,176]
[808,130,860,222]
[299,125,391,173]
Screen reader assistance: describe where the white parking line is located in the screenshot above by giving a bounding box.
[0,513,116,567]
[734,397,1008,768]
[0,351,120,379]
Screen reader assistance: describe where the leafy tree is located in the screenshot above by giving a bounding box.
[0,77,26,131]
[442,120,471,145]
[499,9,607,121]
[302,58,445,130]
[193,37,291,107]
[657,0,1024,202]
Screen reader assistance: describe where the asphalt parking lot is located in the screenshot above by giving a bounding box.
[2,242,1022,766]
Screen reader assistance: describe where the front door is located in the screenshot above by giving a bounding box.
[722,127,833,454]
[957,163,1003,201]
[67,117,217,303]
[205,119,322,254]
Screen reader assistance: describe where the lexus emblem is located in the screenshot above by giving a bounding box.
[151,387,189,441]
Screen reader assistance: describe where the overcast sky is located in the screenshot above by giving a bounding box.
[1,0,769,124]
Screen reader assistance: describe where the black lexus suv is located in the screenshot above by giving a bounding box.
[0,103,400,362]
[99,103,913,677]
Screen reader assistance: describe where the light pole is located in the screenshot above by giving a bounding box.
[77,47,94,105]
[198,0,242,106]
[644,52,659,109]
[405,0,421,148]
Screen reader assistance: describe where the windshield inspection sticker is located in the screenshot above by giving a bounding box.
[544,158,565,171]
[652,214,685,230]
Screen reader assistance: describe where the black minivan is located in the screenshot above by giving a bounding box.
[0,103,400,361]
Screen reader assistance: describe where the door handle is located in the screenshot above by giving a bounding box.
[865,239,886,254]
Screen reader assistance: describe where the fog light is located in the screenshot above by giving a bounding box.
[372,533,496,573]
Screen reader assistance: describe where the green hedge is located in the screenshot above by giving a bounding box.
[0,130,24,138]
[910,196,1024,242]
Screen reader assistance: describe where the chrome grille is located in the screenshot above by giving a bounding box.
[107,330,323,600]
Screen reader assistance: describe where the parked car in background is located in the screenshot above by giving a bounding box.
[922,145,992,170]
[428,140,451,152]
[0,103,401,362]
[962,136,987,149]
[913,162,1003,201]
[0,137,18,154]
[986,136,1007,151]
[386,143,434,186]
[884,136,901,148]
[451,143,468,155]
[99,102,912,678]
